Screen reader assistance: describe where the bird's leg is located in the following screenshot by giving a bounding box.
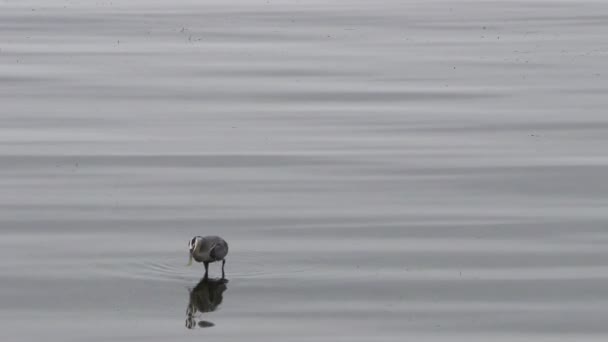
[203,261,209,280]
[221,259,226,280]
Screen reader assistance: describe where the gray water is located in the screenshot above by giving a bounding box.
[2,0,608,341]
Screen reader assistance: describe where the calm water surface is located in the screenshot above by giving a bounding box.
[2,0,608,341]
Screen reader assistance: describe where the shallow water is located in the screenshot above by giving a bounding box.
[2,0,608,341]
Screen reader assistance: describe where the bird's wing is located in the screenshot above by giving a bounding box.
[209,243,228,261]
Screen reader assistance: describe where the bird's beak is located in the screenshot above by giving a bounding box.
[187,251,193,266]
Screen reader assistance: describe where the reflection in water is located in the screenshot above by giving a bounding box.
[185,278,228,329]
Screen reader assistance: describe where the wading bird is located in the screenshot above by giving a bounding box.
[187,236,229,280]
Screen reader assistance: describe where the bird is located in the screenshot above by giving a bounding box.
[187,235,229,280]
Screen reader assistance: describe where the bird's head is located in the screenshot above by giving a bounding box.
[187,236,202,266]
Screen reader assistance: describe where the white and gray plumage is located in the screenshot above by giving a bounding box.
[188,236,229,280]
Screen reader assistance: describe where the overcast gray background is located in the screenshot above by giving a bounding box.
[1,0,608,341]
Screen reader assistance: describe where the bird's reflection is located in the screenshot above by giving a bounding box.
[185,278,228,329]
